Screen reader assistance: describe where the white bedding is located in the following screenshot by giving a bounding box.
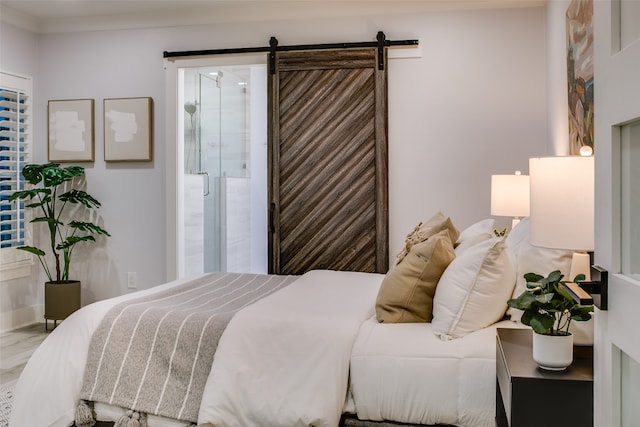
[10,276,197,427]
[350,317,525,427]
[198,270,384,427]
[10,271,385,427]
[10,269,519,427]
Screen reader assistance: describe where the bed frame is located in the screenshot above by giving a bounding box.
[341,414,455,427]
[84,417,452,427]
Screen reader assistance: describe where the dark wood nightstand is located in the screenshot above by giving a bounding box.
[496,328,593,427]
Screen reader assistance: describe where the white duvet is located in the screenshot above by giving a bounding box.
[199,270,384,427]
[350,317,524,427]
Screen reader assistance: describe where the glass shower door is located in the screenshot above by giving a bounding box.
[198,71,222,273]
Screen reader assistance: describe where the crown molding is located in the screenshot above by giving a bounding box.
[1,1,546,34]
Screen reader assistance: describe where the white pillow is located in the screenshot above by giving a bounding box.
[432,237,516,340]
[504,217,531,266]
[454,218,495,254]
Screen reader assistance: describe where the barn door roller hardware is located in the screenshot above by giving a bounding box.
[163,32,419,72]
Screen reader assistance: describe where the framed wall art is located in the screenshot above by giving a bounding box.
[104,97,153,162]
[48,99,95,162]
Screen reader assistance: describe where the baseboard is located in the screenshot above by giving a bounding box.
[0,304,44,333]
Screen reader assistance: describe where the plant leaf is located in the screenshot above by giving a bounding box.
[21,163,48,185]
[547,270,564,283]
[68,221,110,236]
[41,164,84,187]
[31,217,63,227]
[8,188,46,202]
[571,305,594,321]
[572,273,586,283]
[536,293,554,304]
[524,272,544,283]
[59,190,101,209]
[56,235,96,250]
[16,246,46,256]
[529,312,555,334]
[507,292,540,310]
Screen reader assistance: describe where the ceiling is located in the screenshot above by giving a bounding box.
[0,0,545,34]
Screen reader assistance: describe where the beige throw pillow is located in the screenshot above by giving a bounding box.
[376,229,456,323]
[396,212,459,264]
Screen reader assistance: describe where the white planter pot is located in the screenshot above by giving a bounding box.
[532,331,573,371]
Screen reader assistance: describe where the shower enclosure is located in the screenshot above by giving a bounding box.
[181,65,267,276]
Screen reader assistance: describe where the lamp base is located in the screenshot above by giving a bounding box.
[569,251,591,282]
[511,217,521,229]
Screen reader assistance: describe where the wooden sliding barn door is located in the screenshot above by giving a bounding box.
[268,48,389,275]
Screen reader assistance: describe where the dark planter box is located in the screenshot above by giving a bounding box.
[44,280,81,330]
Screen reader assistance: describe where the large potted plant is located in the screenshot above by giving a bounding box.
[9,163,110,327]
[507,270,594,370]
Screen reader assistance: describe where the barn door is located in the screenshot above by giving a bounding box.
[268,48,389,275]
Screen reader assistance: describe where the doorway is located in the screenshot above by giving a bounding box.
[593,1,640,425]
[165,45,392,279]
[175,61,268,278]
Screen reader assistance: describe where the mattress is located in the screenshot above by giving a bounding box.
[349,317,524,427]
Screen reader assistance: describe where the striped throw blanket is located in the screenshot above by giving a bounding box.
[77,273,297,424]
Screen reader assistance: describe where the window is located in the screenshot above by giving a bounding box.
[0,71,32,280]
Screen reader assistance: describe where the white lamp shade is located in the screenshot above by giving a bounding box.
[491,174,530,217]
[529,156,594,251]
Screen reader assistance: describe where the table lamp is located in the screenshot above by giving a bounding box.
[529,155,594,280]
[491,171,530,229]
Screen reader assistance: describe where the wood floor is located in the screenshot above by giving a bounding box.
[0,323,48,387]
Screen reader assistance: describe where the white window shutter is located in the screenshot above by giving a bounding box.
[0,71,33,280]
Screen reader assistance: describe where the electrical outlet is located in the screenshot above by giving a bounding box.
[127,272,137,289]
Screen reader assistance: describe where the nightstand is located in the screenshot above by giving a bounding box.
[496,328,593,427]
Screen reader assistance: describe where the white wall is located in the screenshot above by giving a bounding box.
[385,8,548,245]
[0,6,550,329]
[546,0,572,155]
[0,23,44,329]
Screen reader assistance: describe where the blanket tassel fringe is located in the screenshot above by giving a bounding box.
[115,409,148,427]
[75,400,95,427]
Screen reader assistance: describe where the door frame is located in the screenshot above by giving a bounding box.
[593,1,640,425]
[164,54,267,280]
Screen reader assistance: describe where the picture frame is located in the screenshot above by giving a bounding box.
[48,99,95,162]
[104,97,153,162]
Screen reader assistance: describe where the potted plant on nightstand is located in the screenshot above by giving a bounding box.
[9,163,110,329]
[507,270,594,370]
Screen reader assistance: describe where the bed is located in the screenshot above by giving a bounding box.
[9,214,587,427]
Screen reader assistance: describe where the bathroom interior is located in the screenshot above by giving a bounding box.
[181,64,268,276]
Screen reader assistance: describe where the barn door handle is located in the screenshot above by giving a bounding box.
[269,203,276,234]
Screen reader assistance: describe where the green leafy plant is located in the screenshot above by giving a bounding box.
[8,163,110,283]
[507,270,594,335]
